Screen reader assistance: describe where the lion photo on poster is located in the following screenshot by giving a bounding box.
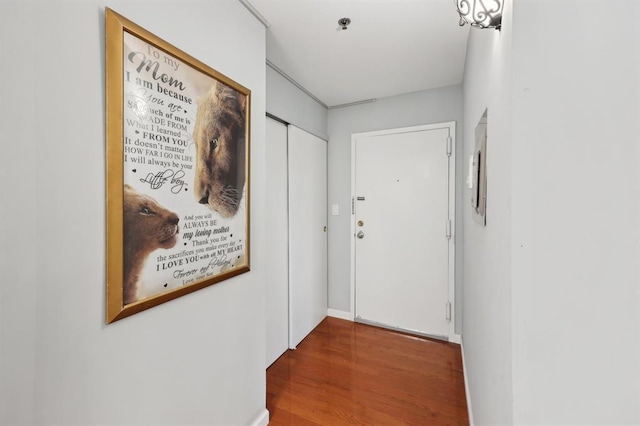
[105,9,250,323]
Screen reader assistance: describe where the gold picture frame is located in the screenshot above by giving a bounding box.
[105,8,251,323]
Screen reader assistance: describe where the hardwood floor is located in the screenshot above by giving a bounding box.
[266,317,469,425]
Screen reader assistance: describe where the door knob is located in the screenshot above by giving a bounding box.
[357,231,364,239]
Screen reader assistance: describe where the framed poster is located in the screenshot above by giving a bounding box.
[105,9,250,323]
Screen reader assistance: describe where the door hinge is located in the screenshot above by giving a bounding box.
[446,136,452,157]
[446,219,452,239]
[351,197,355,214]
[446,302,452,321]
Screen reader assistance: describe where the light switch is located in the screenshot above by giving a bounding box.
[331,204,339,216]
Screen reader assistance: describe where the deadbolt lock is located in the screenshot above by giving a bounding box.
[357,220,364,227]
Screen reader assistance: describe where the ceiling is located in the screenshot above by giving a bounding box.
[246,0,470,107]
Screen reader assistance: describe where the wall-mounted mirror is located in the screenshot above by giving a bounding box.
[471,109,487,225]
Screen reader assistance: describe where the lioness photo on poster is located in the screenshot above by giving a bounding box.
[193,80,247,218]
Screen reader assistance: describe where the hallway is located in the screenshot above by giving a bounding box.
[267,317,468,425]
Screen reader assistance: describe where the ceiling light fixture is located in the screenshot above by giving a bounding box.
[455,0,503,30]
[338,17,351,31]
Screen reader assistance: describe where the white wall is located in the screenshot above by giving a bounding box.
[0,3,37,424]
[462,0,640,424]
[510,1,640,423]
[327,85,464,331]
[460,2,514,424]
[0,1,268,425]
[266,65,328,140]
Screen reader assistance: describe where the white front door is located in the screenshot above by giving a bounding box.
[353,123,455,339]
[288,126,328,348]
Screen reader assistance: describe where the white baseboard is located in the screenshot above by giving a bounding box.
[449,333,462,344]
[327,308,352,320]
[460,338,474,426]
[248,408,269,426]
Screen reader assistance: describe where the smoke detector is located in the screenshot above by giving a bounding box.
[338,17,351,31]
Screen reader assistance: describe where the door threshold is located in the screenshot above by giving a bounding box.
[354,317,449,342]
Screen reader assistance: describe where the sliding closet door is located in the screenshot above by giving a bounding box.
[265,117,289,367]
[288,126,328,348]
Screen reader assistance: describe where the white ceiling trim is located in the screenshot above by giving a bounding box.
[328,98,377,110]
[238,0,271,28]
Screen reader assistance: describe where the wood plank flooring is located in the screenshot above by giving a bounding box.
[266,317,469,425]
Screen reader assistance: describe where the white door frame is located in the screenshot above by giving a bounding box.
[350,122,458,342]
